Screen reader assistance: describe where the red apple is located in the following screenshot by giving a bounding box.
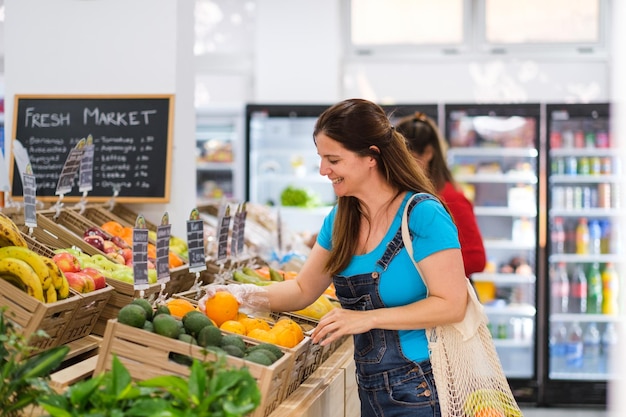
[84,235,105,251]
[105,252,125,265]
[120,248,133,264]
[64,271,95,293]
[111,235,131,250]
[53,252,82,273]
[102,240,120,254]
[81,267,107,290]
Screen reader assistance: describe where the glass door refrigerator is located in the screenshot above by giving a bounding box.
[245,103,440,236]
[444,103,542,403]
[543,102,618,406]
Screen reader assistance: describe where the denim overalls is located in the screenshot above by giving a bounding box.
[333,193,441,417]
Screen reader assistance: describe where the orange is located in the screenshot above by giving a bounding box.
[270,325,299,348]
[247,328,278,344]
[239,317,271,334]
[220,320,247,335]
[204,291,239,327]
[169,252,184,268]
[273,318,304,344]
[101,221,124,237]
[475,408,505,417]
[166,299,197,318]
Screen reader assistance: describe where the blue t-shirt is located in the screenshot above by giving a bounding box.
[317,192,460,362]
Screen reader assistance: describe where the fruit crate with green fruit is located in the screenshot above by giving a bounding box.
[173,286,317,399]
[96,319,293,417]
[30,209,165,337]
[71,205,194,295]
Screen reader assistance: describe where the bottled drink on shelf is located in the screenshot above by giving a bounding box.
[582,322,601,373]
[550,262,569,314]
[588,220,601,254]
[565,156,578,175]
[596,131,610,148]
[586,262,603,314]
[601,322,618,373]
[565,322,584,371]
[550,217,566,254]
[551,157,565,175]
[590,156,601,175]
[578,156,590,175]
[599,220,611,254]
[601,262,619,315]
[584,132,596,148]
[549,322,568,373]
[575,218,590,255]
[570,264,588,314]
[550,131,562,149]
[574,131,585,148]
[597,183,611,209]
[562,130,574,148]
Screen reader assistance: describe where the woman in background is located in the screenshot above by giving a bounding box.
[396,112,487,278]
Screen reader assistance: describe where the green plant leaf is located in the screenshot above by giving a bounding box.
[187,359,208,406]
[16,345,70,380]
[110,355,133,399]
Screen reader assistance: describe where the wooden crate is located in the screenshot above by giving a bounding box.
[91,278,164,337]
[175,287,314,400]
[59,284,114,345]
[95,319,293,417]
[0,277,81,352]
[35,210,110,257]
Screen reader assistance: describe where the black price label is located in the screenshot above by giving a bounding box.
[156,223,171,283]
[132,217,150,290]
[79,138,95,193]
[217,210,231,262]
[56,138,86,195]
[186,208,206,273]
[23,173,37,228]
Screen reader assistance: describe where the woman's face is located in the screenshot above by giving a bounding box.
[316,133,374,198]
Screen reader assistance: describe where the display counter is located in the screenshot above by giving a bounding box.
[270,338,358,417]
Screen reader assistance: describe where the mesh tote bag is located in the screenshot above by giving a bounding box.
[402,193,523,417]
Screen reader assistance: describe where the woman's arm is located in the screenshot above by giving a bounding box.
[265,242,334,312]
[311,248,468,345]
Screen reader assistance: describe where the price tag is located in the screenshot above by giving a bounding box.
[156,212,171,284]
[22,166,37,228]
[12,139,31,184]
[0,150,10,193]
[186,208,207,273]
[216,205,231,262]
[56,138,86,196]
[230,205,241,258]
[78,135,95,193]
[236,203,247,255]
[132,215,150,290]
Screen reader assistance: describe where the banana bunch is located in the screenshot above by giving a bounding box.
[292,294,337,320]
[0,246,70,303]
[0,212,29,248]
[463,388,523,417]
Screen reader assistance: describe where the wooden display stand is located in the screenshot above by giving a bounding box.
[269,338,359,417]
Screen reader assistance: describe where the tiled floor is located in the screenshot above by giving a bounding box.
[519,406,607,416]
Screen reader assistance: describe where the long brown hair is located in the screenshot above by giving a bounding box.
[395,112,455,191]
[313,99,440,276]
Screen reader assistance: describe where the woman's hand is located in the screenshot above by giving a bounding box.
[311,307,373,346]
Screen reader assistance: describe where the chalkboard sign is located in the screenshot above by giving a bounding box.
[10,95,174,203]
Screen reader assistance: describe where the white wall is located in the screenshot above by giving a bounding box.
[254,0,341,103]
[199,1,610,105]
[4,0,196,237]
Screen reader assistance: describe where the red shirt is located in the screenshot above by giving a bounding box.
[439,182,487,277]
